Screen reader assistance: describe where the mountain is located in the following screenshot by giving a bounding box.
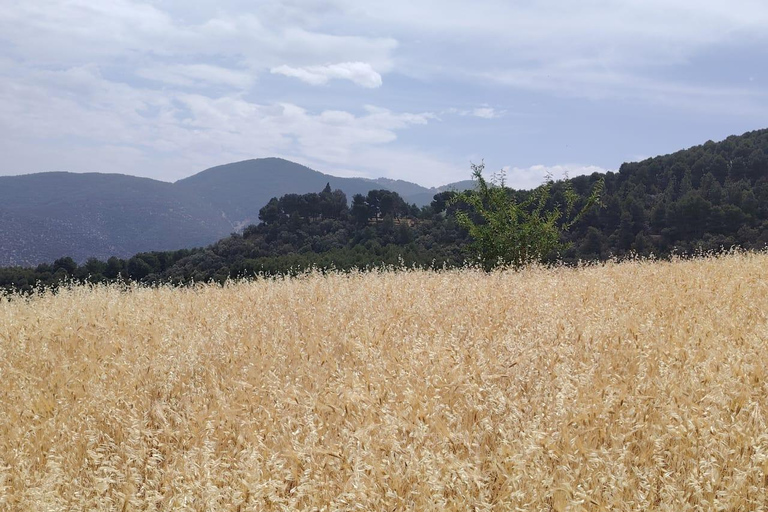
[399,179,479,206]
[174,158,454,229]
[0,159,464,266]
[369,177,433,199]
[0,172,233,266]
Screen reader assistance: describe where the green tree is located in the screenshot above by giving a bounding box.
[429,191,456,215]
[104,257,125,279]
[258,197,281,225]
[126,256,152,280]
[82,257,107,281]
[449,162,603,270]
[351,194,371,226]
[53,256,78,275]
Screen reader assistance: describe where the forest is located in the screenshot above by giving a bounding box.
[2,128,768,293]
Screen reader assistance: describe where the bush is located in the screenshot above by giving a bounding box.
[450,162,603,269]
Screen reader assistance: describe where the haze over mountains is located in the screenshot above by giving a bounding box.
[0,159,472,266]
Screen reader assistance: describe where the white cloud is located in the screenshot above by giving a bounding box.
[0,0,178,64]
[335,0,768,57]
[0,63,437,180]
[443,107,505,119]
[271,62,383,88]
[470,107,501,119]
[313,147,465,188]
[0,1,397,74]
[500,164,611,190]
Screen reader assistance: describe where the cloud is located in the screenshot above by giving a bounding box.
[0,0,766,187]
[136,64,254,89]
[323,0,768,110]
[271,62,383,88]
[500,164,611,190]
[470,107,501,119]
[0,63,436,180]
[0,1,397,74]
[337,0,768,58]
[0,0,179,64]
[443,107,505,119]
[339,147,465,188]
[482,66,768,116]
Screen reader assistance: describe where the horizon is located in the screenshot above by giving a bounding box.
[2,2,767,188]
[1,126,760,191]
[0,156,479,192]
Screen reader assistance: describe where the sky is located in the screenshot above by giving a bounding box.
[0,1,766,188]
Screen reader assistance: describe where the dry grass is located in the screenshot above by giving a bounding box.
[1,252,768,511]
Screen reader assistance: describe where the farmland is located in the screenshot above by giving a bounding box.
[1,252,767,510]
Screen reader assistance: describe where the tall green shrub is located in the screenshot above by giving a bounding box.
[450,162,603,269]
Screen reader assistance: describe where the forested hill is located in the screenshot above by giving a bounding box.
[2,128,768,291]
[174,158,450,229]
[562,128,768,259]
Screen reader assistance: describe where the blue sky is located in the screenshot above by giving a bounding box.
[0,0,766,188]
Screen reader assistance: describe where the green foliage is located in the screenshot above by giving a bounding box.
[258,185,349,225]
[449,162,603,269]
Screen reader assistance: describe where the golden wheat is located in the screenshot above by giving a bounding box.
[1,252,768,510]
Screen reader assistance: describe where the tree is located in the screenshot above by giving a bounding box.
[126,256,152,280]
[351,194,370,225]
[320,188,348,220]
[258,197,281,225]
[303,193,322,221]
[449,162,603,270]
[430,191,456,215]
[83,257,107,280]
[579,226,606,259]
[104,257,125,279]
[53,256,78,275]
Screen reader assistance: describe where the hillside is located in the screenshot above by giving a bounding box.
[0,160,465,266]
[396,179,477,207]
[174,158,444,229]
[0,172,232,266]
[562,128,768,258]
[3,253,767,509]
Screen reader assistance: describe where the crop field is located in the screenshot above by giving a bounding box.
[1,252,768,510]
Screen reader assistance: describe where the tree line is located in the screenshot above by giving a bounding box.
[2,128,768,294]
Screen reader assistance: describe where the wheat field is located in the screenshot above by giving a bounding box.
[1,253,768,510]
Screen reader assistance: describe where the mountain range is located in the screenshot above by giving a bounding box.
[0,158,471,266]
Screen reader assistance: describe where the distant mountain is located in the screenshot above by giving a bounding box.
[0,158,471,266]
[369,177,433,199]
[370,177,477,207]
[438,180,477,192]
[0,172,232,266]
[400,179,478,206]
[174,158,436,230]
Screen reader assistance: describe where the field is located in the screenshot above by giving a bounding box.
[1,253,768,510]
